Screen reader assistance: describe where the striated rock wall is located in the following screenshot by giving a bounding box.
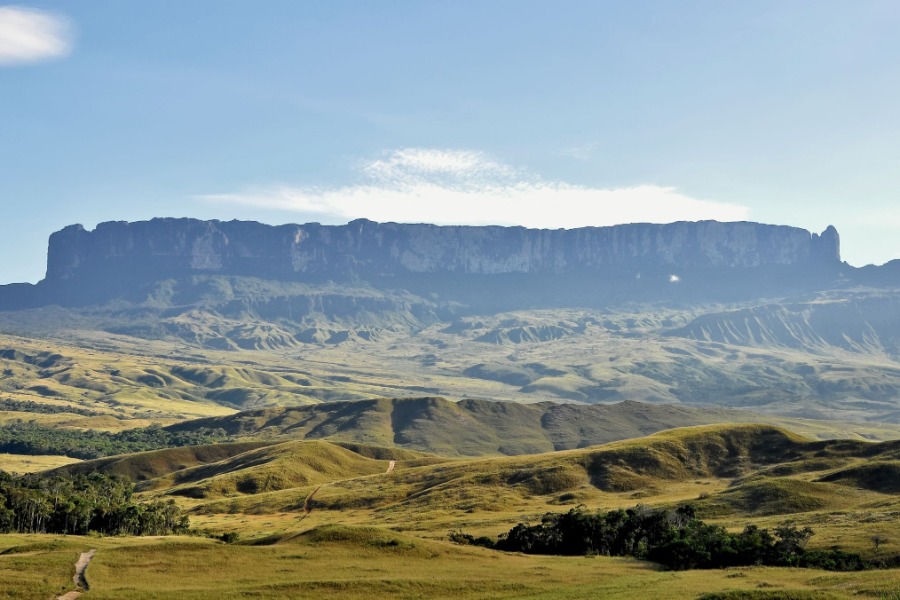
[45,218,841,283]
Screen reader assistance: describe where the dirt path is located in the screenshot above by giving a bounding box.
[297,485,322,523]
[295,462,395,526]
[57,549,96,600]
[304,485,321,514]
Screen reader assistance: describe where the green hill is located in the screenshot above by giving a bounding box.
[162,397,757,455]
[165,396,900,457]
[16,422,900,599]
[176,424,898,523]
[45,440,276,481]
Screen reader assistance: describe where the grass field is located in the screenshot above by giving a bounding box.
[2,301,900,599]
[1,528,899,599]
[6,296,900,430]
[0,423,890,598]
[0,453,80,474]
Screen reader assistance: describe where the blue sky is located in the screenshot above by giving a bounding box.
[2,1,899,283]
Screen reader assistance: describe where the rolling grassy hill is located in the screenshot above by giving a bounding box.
[7,423,900,599]
[49,440,276,482]
[164,396,768,455]
[58,422,899,543]
[8,526,900,599]
[5,290,900,427]
[133,424,896,558]
[164,396,900,457]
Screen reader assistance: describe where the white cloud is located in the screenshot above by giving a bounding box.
[0,6,72,66]
[559,142,598,160]
[364,148,516,183]
[200,148,750,228]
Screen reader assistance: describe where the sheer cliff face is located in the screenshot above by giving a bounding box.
[45,218,841,283]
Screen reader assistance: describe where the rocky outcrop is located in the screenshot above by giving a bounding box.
[45,218,841,283]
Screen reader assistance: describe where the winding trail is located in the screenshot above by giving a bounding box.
[296,461,395,525]
[297,485,322,523]
[57,549,96,600]
[304,485,321,514]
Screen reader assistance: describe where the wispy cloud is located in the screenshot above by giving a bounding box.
[363,148,517,183]
[559,142,598,161]
[200,148,750,228]
[0,6,73,66]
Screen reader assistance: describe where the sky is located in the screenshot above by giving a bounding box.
[2,1,899,283]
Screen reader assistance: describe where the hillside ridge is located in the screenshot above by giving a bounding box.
[162,396,883,456]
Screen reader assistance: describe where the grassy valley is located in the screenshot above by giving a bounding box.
[3,423,900,598]
[6,290,900,427]
[1,270,900,597]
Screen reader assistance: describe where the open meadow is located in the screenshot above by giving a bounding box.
[1,423,899,598]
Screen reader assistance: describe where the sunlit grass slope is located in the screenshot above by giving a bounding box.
[3,424,900,599]
[167,396,900,457]
[164,425,900,553]
[52,439,442,500]
[1,528,899,600]
[0,453,80,474]
[46,440,276,482]
[8,295,900,430]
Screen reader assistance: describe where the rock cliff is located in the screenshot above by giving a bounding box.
[0,218,855,313]
[45,218,841,283]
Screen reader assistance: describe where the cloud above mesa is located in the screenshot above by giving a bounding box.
[0,6,73,66]
[200,149,750,228]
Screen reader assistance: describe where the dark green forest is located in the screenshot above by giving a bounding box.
[0,397,103,417]
[0,421,229,459]
[453,505,882,571]
[0,471,188,536]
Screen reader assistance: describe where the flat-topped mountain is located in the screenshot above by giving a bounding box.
[46,218,841,282]
[1,218,899,423]
[2,218,849,310]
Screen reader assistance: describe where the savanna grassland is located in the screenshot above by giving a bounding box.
[1,294,900,598]
[1,423,898,599]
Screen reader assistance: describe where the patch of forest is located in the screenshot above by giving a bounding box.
[453,505,894,571]
[0,397,105,417]
[0,471,188,535]
[0,421,229,459]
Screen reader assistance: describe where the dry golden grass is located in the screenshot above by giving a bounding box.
[3,423,900,598]
[2,528,899,600]
[0,453,80,474]
[149,424,900,558]
[6,298,900,435]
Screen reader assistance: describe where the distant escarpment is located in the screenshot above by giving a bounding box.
[670,294,900,356]
[3,218,847,311]
[45,218,840,282]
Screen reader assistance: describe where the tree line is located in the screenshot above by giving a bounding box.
[0,471,189,536]
[0,421,229,459]
[0,397,104,417]
[451,505,882,571]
